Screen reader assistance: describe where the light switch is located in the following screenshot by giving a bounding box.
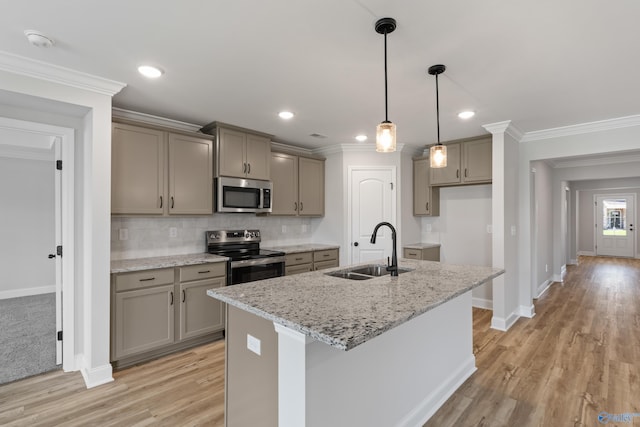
[247,334,261,356]
[511,225,517,236]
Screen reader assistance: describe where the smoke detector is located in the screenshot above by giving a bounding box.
[24,30,55,48]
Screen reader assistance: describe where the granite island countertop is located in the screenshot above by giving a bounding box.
[262,243,340,254]
[111,253,228,273]
[207,259,504,351]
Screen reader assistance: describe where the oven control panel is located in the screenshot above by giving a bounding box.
[207,229,261,244]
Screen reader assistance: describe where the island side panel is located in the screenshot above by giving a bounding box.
[275,291,475,427]
[226,305,278,427]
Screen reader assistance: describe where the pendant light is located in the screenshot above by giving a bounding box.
[428,64,447,168]
[375,18,397,153]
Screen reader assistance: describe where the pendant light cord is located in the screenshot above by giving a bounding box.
[384,30,389,122]
[435,72,440,144]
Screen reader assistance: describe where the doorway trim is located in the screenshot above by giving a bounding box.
[594,193,636,258]
[0,116,75,372]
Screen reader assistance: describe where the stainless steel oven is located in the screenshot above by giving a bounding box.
[206,229,285,285]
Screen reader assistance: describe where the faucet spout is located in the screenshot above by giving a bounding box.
[370,222,398,276]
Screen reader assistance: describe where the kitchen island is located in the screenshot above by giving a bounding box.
[208,259,504,427]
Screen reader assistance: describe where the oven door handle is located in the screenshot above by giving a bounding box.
[230,256,286,268]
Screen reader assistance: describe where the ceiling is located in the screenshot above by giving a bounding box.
[2,0,640,150]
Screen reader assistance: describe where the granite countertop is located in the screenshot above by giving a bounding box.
[403,242,441,249]
[207,259,504,351]
[263,243,340,254]
[111,253,228,273]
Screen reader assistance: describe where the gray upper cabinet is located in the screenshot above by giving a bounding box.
[271,152,324,216]
[413,157,439,216]
[111,122,213,215]
[215,126,271,180]
[430,136,492,186]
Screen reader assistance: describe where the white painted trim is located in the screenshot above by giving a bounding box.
[271,141,315,157]
[550,153,640,169]
[569,259,578,265]
[80,363,114,389]
[561,264,567,280]
[491,310,520,331]
[0,286,56,300]
[472,297,493,310]
[394,356,477,427]
[521,114,640,142]
[517,305,536,319]
[0,51,125,96]
[315,142,408,156]
[535,279,552,299]
[111,108,202,132]
[273,322,313,344]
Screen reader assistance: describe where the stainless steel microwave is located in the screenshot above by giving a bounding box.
[216,177,272,213]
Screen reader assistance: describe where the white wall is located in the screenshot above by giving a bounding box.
[530,160,554,297]
[421,185,493,307]
[0,156,55,297]
[0,62,124,388]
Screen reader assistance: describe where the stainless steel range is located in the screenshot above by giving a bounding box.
[206,229,285,285]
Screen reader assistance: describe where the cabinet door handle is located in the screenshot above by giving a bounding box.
[426,202,429,211]
[182,289,186,303]
[247,163,251,174]
[300,202,303,212]
[171,196,175,209]
[456,169,460,178]
[243,163,247,173]
[198,270,210,274]
[159,196,163,208]
[465,168,468,178]
[139,277,155,282]
[170,291,174,305]
[294,202,298,211]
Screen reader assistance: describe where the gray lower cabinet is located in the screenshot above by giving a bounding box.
[111,262,226,367]
[285,248,339,275]
[403,246,440,262]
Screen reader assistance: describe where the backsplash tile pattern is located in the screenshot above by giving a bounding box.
[111,215,313,260]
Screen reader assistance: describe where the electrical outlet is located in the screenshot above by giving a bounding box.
[302,224,308,233]
[282,225,287,233]
[425,223,432,232]
[169,227,178,238]
[119,228,128,241]
[247,334,261,356]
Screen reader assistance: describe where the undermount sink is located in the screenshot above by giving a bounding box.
[326,264,413,280]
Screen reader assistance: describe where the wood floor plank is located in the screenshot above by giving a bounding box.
[0,256,638,426]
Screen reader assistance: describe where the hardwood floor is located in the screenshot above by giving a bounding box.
[425,256,640,427]
[1,256,638,427]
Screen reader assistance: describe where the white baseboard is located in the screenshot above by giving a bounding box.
[0,285,56,300]
[535,279,552,299]
[81,363,114,389]
[472,297,493,310]
[491,310,520,331]
[577,251,595,256]
[396,355,477,427]
[569,259,578,265]
[517,305,535,318]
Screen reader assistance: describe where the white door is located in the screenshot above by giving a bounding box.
[349,167,396,264]
[53,137,62,364]
[595,194,635,257]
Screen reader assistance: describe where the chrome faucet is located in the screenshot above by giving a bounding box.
[370,222,398,276]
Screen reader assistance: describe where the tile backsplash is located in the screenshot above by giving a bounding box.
[111,215,313,260]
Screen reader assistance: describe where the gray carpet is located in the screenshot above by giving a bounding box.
[0,293,59,384]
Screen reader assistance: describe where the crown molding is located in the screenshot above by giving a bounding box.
[0,50,126,97]
[549,153,640,169]
[112,108,202,133]
[315,142,408,156]
[521,114,640,142]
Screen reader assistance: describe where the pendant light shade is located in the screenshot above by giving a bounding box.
[375,18,397,153]
[428,64,447,168]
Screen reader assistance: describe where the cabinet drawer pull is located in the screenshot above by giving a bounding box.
[170,291,174,305]
[295,257,303,261]
[408,251,418,256]
[323,254,330,258]
[182,289,186,303]
[159,196,163,208]
[139,277,155,282]
[198,270,211,274]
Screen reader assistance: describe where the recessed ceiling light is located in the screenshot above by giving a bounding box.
[458,111,475,119]
[138,65,163,78]
[355,135,368,142]
[278,111,294,119]
[24,30,54,48]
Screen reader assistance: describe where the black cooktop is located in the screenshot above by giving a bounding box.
[221,249,285,261]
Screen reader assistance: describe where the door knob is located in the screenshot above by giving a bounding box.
[48,254,56,259]
[353,242,359,247]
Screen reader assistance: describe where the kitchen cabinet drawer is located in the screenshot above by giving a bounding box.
[179,262,226,282]
[285,264,313,276]
[114,268,174,292]
[403,247,440,262]
[285,252,313,266]
[313,249,338,263]
[313,259,339,271]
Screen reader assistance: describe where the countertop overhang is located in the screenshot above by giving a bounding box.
[208,259,504,351]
